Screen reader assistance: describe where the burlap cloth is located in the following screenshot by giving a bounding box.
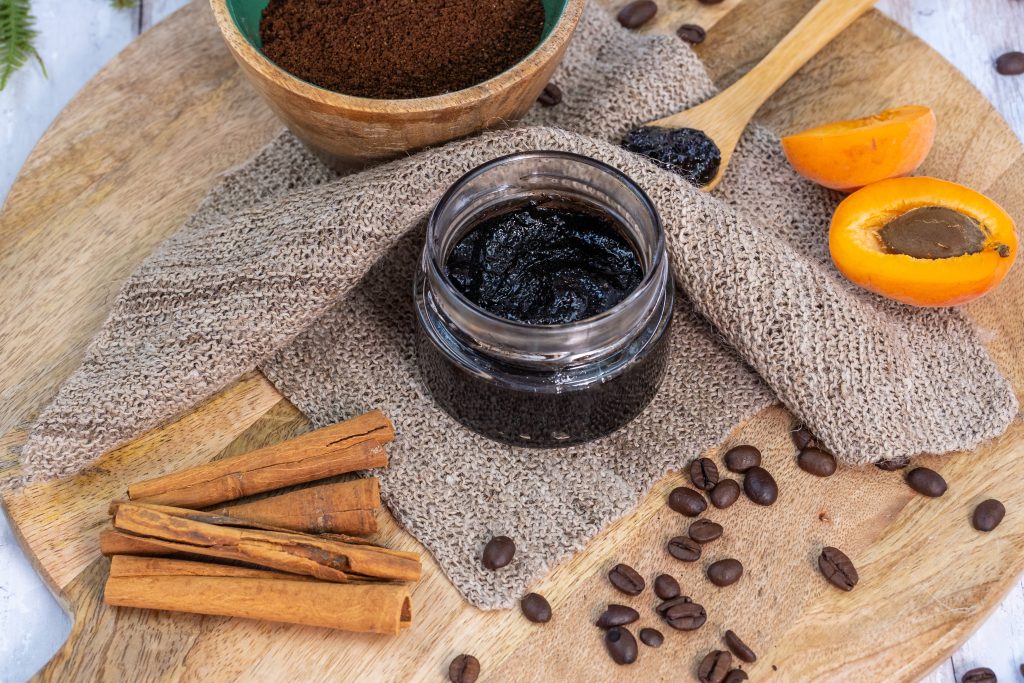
[18,4,1017,607]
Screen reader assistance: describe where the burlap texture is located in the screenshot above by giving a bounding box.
[18,4,1017,607]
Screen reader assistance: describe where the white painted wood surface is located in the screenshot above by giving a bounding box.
[0,1,1021,681]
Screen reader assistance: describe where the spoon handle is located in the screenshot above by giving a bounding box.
[720,0,877,121]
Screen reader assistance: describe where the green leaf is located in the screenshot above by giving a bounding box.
[0,0,44,91]
[110,0,138,7]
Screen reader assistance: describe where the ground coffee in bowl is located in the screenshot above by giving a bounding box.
[260,0,547,99]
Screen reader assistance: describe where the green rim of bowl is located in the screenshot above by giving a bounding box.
[225,0,569,98]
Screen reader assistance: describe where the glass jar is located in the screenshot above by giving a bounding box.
[414,151,673,447]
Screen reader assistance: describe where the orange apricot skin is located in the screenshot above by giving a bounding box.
[783,105,936,192]
[829,177,1018,307]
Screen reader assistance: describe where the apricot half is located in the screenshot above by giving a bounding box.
[829,177,1018,307]
[782,105,936,191]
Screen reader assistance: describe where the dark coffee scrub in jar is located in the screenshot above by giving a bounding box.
[414,152,673,447]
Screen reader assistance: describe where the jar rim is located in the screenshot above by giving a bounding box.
[425,150,667,333]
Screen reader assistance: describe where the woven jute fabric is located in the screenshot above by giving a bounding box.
[18,4,1016,607]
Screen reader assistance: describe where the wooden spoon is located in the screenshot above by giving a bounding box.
[646,0,878,190]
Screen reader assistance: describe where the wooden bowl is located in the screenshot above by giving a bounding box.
[210,0,586,167]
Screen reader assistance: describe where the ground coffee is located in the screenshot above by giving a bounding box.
[259,0,546,99]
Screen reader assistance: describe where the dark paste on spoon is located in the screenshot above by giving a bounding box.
[623,126,721,187]
[445,198,643,325]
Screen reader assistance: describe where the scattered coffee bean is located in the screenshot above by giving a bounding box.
[520,593,551,623]
[724,629,757,663]
[996,51,1024,76]
[667,535,702,562]
[791,425,815,450]
[595,604,640,629]
[709,478,740,509]
[537,82,562,107]
[798,447,837,477]
[658,596,707,630]
[689,519,724,543]
[616,0,657,29]
[604,626,639,665]
[654,573,681,600]
[723,670,749,683]
[707,558,743,587]
[743,466,778,505]
[961,667,996,683]
[906,467,947,497]
[690,457,720,490]
[676,23,706,44]
[818,546,858,591]
[448,654,480,683]
[875,455,910,471]
[639,627,664,648]
[668,486,708,516]
[698,650,733,683]
[724,445,761,472]
[608,563,645,595]
[972,499,1005,532]
[481,536,515,569]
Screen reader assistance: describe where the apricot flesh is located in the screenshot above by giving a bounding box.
[829,177,1018,307]
[783,105,936,192]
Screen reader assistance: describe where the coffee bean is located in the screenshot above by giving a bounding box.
[724,629,756,662]
[961,667,996,683]
[604,626,638,665]
[537,82,562,107]
[481,536,515,569]
[723,670,749,683]
[690,457,720,490]
[743,466,778,505]
[791,425,815,450]
[707,558,743,587]
[818,546,858,591]
[906,467,947,497]
[616,0,657,29]
[708,478,740,509]
[875,455,910,471]
[689,518,723,543]
[797,447,837,477]
[667,535,702,562]
[698,650,733,683]
[608,563,645,595]
[676,23,706,44]
[698,0,724,4]
[448,654,480,683]
[668,486,707,516]
[972,499,1005,532]
[595,604,640,629]
[654,573,680,600]
[996,51,1024,76]
[639,627,664,647]
[658,596,707,630]
[520,593,551,623]
[724,445,761,472]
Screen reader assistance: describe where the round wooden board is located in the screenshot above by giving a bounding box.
[1,1,1022,681]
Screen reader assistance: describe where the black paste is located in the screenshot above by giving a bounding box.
[623,126,721,187]
[445,198,643,325]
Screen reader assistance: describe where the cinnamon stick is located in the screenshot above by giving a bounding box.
[209,478,380,535]
[127,410,393,508]
[112,503,421,582]
[104,556,412,635]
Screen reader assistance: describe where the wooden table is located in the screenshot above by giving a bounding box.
[0,1,1022,681]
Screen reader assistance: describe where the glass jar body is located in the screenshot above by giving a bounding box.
[414,152,673,447]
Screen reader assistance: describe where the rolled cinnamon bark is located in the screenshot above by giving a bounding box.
[104,556,412,634]
[127,410,393,509]
[210,478,380,535]
[112,503,421,582]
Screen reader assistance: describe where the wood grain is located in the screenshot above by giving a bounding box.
[0,1,1022,681]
